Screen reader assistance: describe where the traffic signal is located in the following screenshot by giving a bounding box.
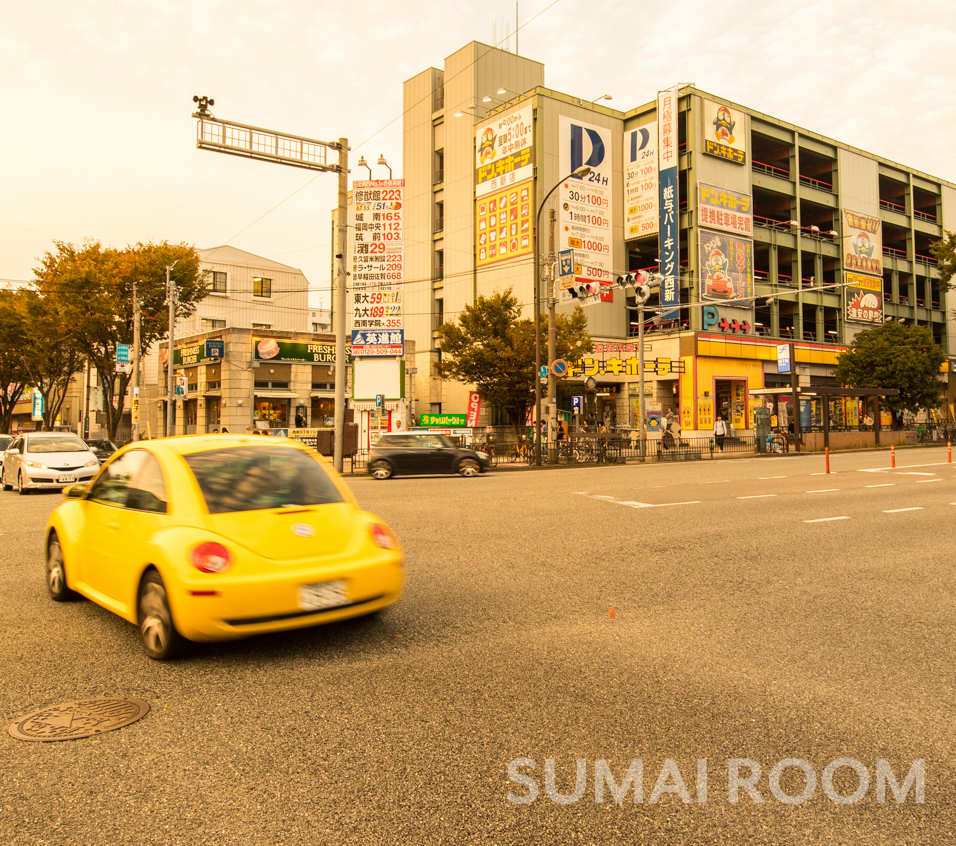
[616,273,635,288]
[569,282,598,298]
[633,284,651,304]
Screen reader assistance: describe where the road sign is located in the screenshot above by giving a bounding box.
[31,389,44,422]
[116,344,131,374]
[175,374,188,399]
[375,394,384,408]
[777,343,791,374]
[551,359,568,377]
[571,396,583,415]
[539,366,548,379]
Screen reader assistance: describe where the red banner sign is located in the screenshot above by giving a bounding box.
[466,391,482,428]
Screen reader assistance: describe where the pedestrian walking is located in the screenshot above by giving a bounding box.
[715,414,728,452]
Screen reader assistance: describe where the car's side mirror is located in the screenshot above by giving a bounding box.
[63,483,89,500]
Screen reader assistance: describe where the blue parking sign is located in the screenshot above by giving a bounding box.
[571,396,583,415]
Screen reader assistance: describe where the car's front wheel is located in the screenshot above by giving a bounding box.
[46,535,77,601]
[18,472,29,495]
[1,467,10,491]
[138,570,184,660]
[369,460,393,480]
[458,458,481,477]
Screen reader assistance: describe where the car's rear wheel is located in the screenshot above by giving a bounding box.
[46,535,77,601]
[369,460,393,480]
[458,458,481,477]
[18,472,29,495]
[138,570,184,660]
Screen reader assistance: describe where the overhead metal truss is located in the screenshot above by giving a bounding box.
[196,116,343,173]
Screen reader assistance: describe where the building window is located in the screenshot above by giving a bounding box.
[435,202,444,233]
[252,323,271,330]
[210,271,227,293]
[201,318,226,331]
[433,298,444,331]
[435,250,443,281]
[253,277,272,298]
[434,149,444,184]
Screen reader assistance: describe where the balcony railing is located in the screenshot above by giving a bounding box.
[752,160,790,179]
[880,199,906,214]
[433,169,444,185]
[799,174,833,192]
[882,245,907,258]
[915,253,937,266]
[434,217,444,233]
[914,209,938,222]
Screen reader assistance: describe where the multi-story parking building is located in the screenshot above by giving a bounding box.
[401,42,954,435]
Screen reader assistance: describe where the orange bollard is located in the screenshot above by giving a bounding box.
[825,447,830,474]
[949,441,952,463]
[891,445,896,468]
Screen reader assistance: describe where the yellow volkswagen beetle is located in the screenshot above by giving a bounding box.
[44,435,403,659]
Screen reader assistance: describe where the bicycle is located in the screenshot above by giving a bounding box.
[477,441,499,467]
[508,439,532,463]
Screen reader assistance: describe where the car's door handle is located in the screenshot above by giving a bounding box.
[106,522,121,532]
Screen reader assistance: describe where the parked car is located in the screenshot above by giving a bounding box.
[44,435,403,659]
[2,433,100,494]
[367,432,491,479]
[0,435,12,454]
[85,439,118,464]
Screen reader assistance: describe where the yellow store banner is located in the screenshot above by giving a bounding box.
[476,180,533,268]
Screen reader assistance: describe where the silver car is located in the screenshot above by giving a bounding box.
[1,433,100,494]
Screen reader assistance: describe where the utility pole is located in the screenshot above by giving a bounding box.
[638,299,647,462]
[789,340,801,452]
[333,138,349,473]
[132,283,141,441]
[192,101,349,471]
[166,262,178,437]
[546,209,557,464]
[81,359,91,440]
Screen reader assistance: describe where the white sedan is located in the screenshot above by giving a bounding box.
[1,433,100,494]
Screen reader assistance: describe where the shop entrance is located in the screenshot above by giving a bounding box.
[715,379,748,433]
[206,398,221,431]
[254,398,288,429]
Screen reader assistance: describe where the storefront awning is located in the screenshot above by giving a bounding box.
[254,391,300,399]
[351,400,401,411]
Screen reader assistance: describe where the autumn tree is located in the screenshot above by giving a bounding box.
[33,240,207,440]
[929,229,956,296]
[0,290,31,434]
[18,290,85,431]
[435,288,593,437]
[834,322,945,426]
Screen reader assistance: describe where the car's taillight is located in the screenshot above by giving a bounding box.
[190,541,232,573]
[370,523,397,550]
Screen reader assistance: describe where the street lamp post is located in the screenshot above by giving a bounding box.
[534,166,591,466]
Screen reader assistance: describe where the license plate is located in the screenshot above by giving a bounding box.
[297,580,348,611]
[58,475,77,483]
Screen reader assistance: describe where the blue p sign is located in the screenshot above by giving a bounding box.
[702,305,720,331]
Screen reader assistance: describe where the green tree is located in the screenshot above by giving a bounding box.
[435,288,593,437]
[19,289,85,431]
[834,322,945,426]
[33,240,207,441]
[0,290,31,434]
[929,229,956,295]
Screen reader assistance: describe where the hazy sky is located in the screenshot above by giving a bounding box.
[2,0,954,306]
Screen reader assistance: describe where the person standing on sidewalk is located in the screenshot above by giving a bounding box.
[715,414,728,452]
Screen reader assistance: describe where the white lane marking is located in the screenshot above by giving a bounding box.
[701,479,731,484]
[759,476,786,479]
[804,516,850,523]
[808,489,839,493]
[618,500,701,508]
[860,462,950,474]
[901,472,936,476]
[917,479,942,483]
[883,507,923,513]
[738,494,777,499]
[810,472,828,476]
[579,493,700,509]
[865,484,895,488]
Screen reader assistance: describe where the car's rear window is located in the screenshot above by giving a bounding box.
[182,446,345,514]
[26,436,90,454]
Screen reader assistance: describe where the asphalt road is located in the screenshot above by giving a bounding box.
[2,447,954,845]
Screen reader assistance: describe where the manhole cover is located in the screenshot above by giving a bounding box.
[9,697,150,742]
